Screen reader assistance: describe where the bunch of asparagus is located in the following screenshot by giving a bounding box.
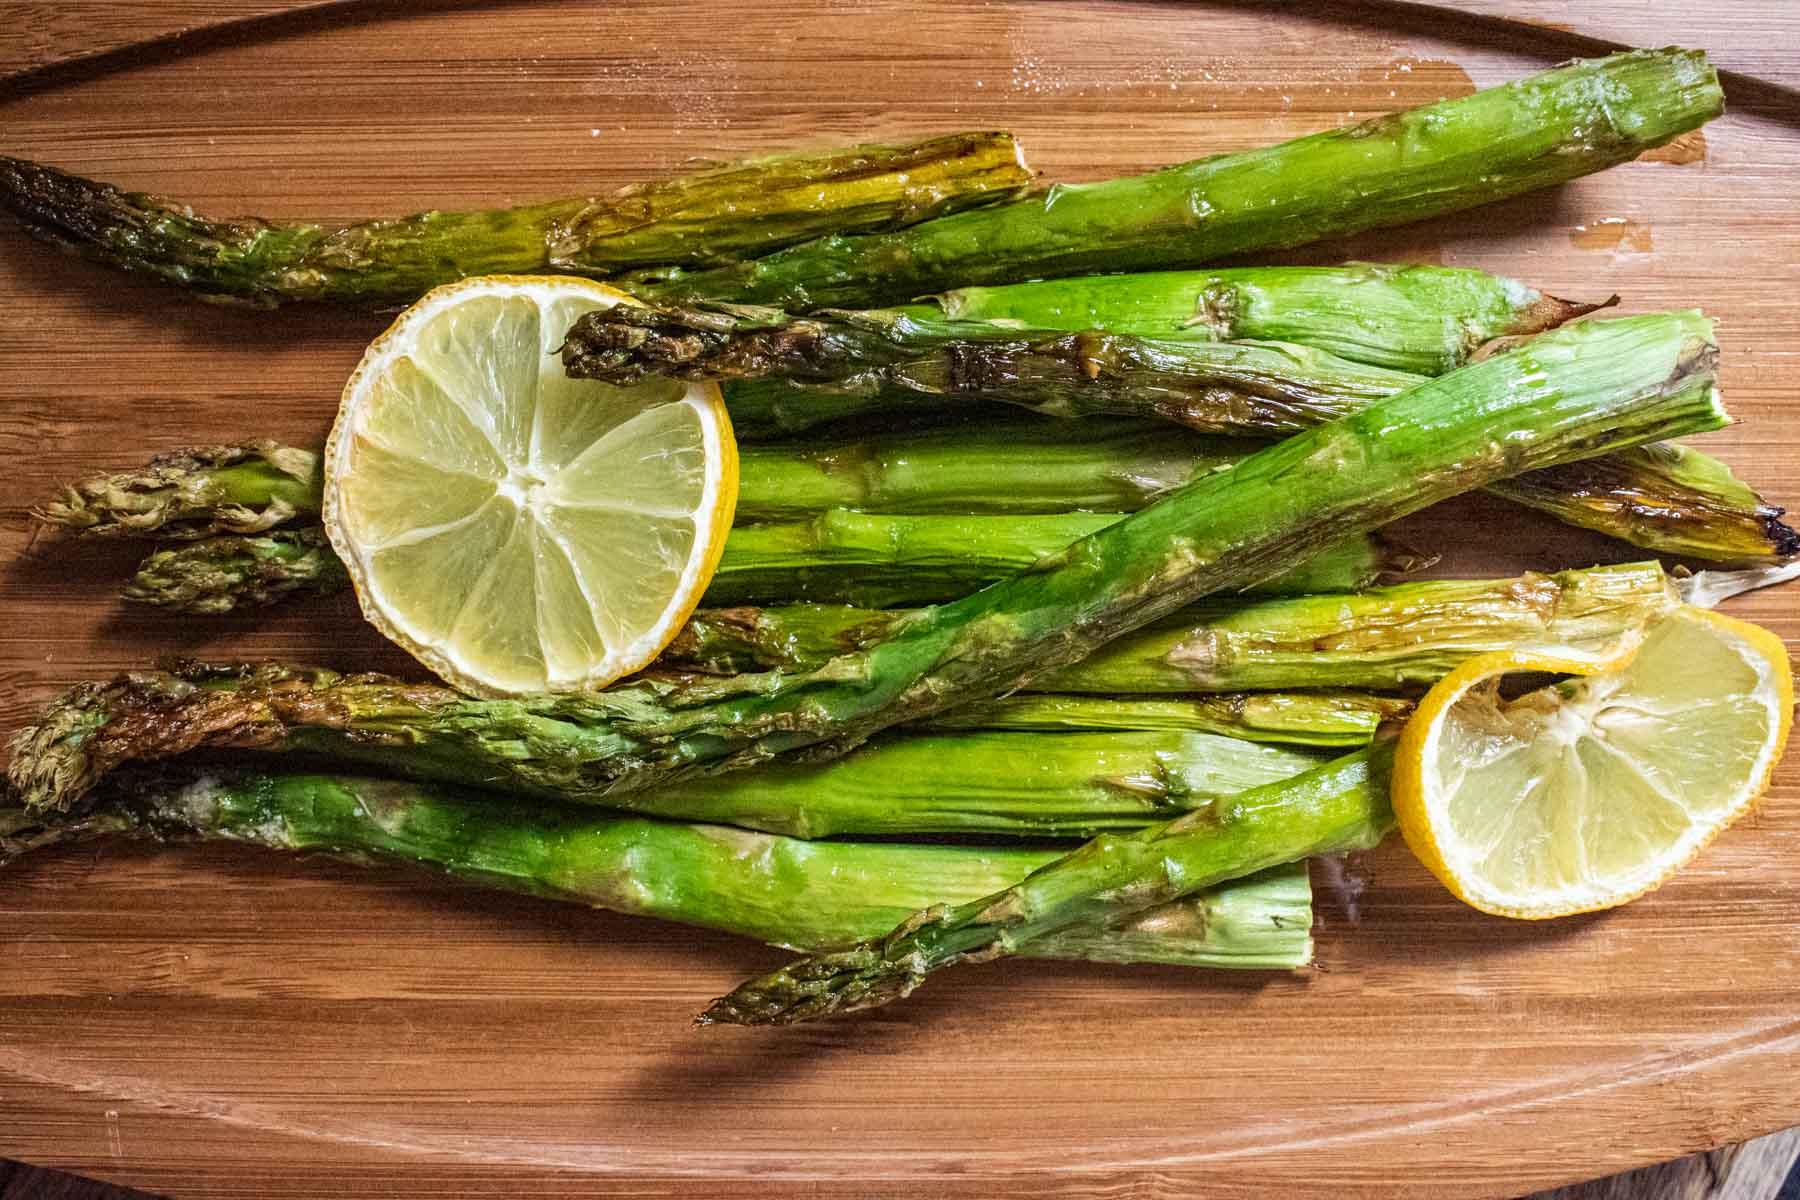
[8,48,1795,1024]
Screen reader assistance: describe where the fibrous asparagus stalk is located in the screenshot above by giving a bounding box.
[663,561,1725,688]
[36,418,1226,538]
[564,304,1422,431]
[11,312,1729,812]
[566,303,1794,563]
[118,514,1397,614]
[6,664,1330,837]
[925,263,1605,376]
[918,693,1411,749]
[0,773,1315,969]
[0,133,1031,306]
[705,512,1397,606]
[702,744,1394,1024]
[628,50,1722,309]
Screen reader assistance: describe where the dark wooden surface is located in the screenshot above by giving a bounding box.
[0,3,1796,1197]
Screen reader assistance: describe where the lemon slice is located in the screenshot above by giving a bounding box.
[323,276,737,697]
[1394,605,1792,919]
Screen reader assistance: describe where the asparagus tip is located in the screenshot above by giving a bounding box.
[0,797,134,868]
[5,679,123,814]
[698,943,928,1026]
[31,442,317,540]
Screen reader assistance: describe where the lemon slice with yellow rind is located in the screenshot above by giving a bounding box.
[324,276,737,697]
[1394,605,1791,919]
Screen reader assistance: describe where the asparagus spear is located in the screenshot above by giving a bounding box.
[0,134,1031,306]
[712,258,1593,437]
[118,515,1397,613]
[628,50,1722,309]
[0,773,1314,969]
[566,304,1795,563]
[10,312,1729,813]
[704,512,1398,606]
[662,561,1705,688]
[33,420,1239,535]
[35,443,323,539]
[926,264,1604,376]
[564,305,1423,431]
[702,744,1393,1023]
[1490,441,1800,563]
[125,527,348,614]
[918,693,1410,749]
[44,414,1793,568]
[5,664,1327,837]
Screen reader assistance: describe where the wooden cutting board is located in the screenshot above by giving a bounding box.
[0,4,1795,1196]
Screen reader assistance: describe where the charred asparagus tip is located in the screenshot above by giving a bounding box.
[0,799,137,868]
[698,945,927,1026]
[5,680,123,815]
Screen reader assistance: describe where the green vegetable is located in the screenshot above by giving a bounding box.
[0,774,1314,970]
[10,312,1728,813]
[6,663,1331,837]
[659,561,1682,685]
[629,50,1722,308]
[0,133,1030,306]
[563,305,1423,431]
[918,692,1410,749]
[118,514,1396,613]
[925,263,1601,375]
[701,743,1395,1024]
[567,303,1791,564]
[124,527,348,614]
[34,442,323,539]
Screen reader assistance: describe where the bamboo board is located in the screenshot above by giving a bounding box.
[0,3,1796,1196]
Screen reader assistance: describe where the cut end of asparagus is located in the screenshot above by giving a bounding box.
[33,442,322,539]
[697,939,931,1027]
[1677,559,1800,608]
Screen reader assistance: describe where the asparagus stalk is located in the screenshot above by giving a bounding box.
[926,264,1604,376]
[564,305,1424,431]
[662,561,1685,686]
[703,744,1392,1023]
[670,560,1793,692]
[0,773,1314,969]
[10,312,1729,813]
[33,420,1240,534]
[118,515,1397,613]
[918,693,1410,749]
[5,664,1326,837]
[711,258,1589,437]
[59,423,1791,567]
[567,304,1794,563]
[705,512,1398,606]
[628,50,1722,309]
[0,134,1031,306]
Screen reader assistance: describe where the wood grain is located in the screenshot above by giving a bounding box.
[0,3,1796,1197]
